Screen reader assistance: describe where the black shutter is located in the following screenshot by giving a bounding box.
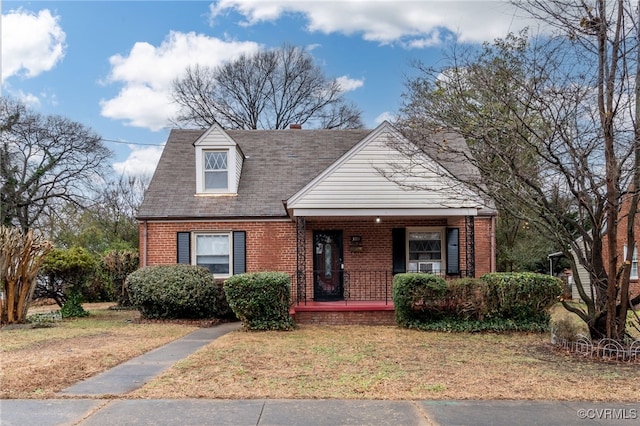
[177,232,191,264]
[446,228,460,275]
[233,231,246,275]
[392,228,406,274]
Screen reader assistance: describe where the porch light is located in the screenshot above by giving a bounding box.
[375,217,381,223]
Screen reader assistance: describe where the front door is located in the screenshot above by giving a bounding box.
[313,230,344,301]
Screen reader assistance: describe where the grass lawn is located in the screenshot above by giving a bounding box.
[0,303,198,399]
[1,302,638,401]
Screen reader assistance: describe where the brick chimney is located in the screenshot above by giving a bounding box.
[289,124,302,129]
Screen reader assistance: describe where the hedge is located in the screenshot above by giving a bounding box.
[392,273,448,326]
[125,264,231,319]
[392,272,562,331]
[223,272,295,331]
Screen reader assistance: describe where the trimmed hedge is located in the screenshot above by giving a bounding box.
[392,273,448,326]
[393,272,562,331]
[480,272,561,323]
[223,272,295,331]
[125,264,231,319]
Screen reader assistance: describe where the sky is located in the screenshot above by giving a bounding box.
[1,1,536,179]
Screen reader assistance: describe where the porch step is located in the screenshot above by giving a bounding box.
[290,301,395,326]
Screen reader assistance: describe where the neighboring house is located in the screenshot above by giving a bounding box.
[570,192,640,303]
[137,121,497,324]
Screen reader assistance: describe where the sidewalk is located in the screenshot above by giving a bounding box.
[1,322,637,425]
[1,399,638,425]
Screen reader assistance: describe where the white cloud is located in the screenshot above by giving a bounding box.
[210,0,537,46]
[1,9,66,81]
[101,31,260,131]
[374,111,396,124]
[112,145,164,177]
[336,76,364,92]
[13,90,41,108]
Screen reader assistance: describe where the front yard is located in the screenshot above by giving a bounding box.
[1,303,638,400]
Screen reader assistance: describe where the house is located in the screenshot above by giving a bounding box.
[570,192,639,303]
[137,121,497,324]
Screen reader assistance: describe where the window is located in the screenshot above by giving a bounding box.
[625,244,639,280]
[203,151,228,191]
[194,233,231,275]
[407,230,442,274]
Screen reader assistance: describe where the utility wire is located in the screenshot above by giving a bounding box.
[101,138,165,146]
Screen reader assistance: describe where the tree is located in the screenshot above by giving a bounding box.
[0,97,112,233]
[171,44,363,129]
[0,226,53,324]
[395,1,640,341]
[50,174,147,252]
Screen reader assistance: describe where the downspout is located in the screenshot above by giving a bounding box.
[491,215,497,272]
[141,220,148,267]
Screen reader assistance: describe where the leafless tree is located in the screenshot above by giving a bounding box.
[171,44,363,129]
[395,0,640,341]
[0,97,112,233]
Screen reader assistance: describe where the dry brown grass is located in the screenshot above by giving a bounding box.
[0,303,197,399]
[130,326,640,401]
[2,303,639,401]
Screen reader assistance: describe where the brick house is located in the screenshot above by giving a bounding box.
[137,121,497,324]
[571,191,640,303]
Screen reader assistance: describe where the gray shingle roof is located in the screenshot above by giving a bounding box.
[137,128,371,219]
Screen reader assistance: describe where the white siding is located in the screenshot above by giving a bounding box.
[194,125,241,194]
[570,249,593,302]
[288,128,483,210]
[234,146,243,192]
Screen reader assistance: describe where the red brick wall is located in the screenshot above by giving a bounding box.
[600,192,640,299]
[139,215,496,301]
[140,220,297,273]
[293,310,396,325]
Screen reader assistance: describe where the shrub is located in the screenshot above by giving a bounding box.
[102,250,139,306]
[223,272,295,331]
[392,273,448,326]
[125,265,230,319]
[36,246,97,307]
[446,278,488,321]
[480,272,562,324]
[61,291,89,318]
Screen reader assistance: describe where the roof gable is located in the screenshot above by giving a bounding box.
[286,121,486,214]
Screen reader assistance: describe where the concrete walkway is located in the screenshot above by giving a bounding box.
[59,321,241,396]
[1,322,638,425]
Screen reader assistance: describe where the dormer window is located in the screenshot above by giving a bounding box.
[204,151,228,190]
[193,124,243,195]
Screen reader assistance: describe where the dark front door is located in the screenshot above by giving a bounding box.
[313,230,344,301]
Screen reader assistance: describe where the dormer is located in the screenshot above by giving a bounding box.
[193,124,244,195]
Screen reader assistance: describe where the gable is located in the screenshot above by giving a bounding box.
[287,122,487,215]
[193,125,244,195]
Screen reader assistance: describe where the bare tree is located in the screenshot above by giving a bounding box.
[0,97,112,233]
[395,0,640,341]
[171,44,363,129]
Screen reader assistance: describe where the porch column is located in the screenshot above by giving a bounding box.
[296,217,307,303]
[465,216,476,278]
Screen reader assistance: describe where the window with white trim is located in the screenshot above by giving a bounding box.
[407,229,443,273]
[194,233,231,276]
[203,150,228,191]
[624,244,638,280]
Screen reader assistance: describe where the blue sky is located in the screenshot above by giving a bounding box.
[1,1,534,178]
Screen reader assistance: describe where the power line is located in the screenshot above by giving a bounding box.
[100,138,165,147]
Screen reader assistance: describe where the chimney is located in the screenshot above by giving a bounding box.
[289,124,302,130]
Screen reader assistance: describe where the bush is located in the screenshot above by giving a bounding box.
[447,278,488,321]
[36,246,97,307]
[480,272,562,324]
[102,250,139,306]
[223,272,295,330]
[392,273,448,326]
[125,265,230,319]
[61,291,89,318]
